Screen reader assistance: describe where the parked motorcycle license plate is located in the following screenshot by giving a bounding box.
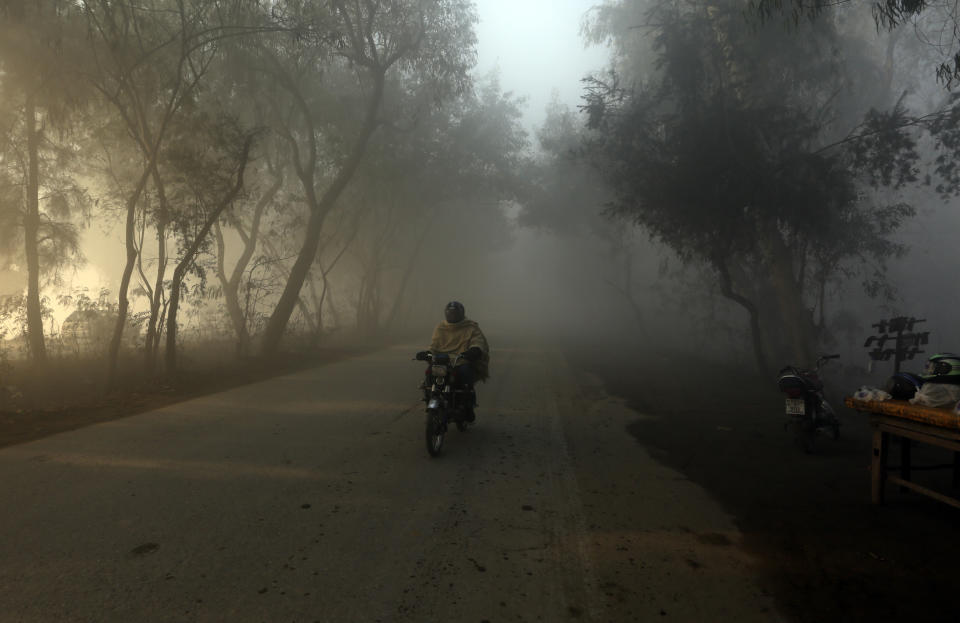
[785,399,805,415]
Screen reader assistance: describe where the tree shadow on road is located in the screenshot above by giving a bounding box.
[570,344,960,623]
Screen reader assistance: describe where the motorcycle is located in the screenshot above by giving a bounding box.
[777,354,841,453]
[414,351,478,457]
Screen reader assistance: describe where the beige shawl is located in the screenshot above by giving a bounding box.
[429,319,490,380]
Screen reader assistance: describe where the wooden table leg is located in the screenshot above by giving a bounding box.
[900,437,911,493]
[872,427,889,504]
[953,452,960,489]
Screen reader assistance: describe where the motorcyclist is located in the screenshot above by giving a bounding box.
[416,301,489,421]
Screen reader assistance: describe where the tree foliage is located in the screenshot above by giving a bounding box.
[581,0,921,371]
[0,0,525,383]
[751,0,960,86]
[335,72,527,335]
[0,0,90,362]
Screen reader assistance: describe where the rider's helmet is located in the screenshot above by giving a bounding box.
[921,353,960,385]
[444,301,465,324]
[885,372,924,400]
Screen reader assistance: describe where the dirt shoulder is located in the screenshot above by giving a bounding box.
[568,344,960,623]
[0,346,373,451]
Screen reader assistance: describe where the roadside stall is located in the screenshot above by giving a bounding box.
[845,397,960,509]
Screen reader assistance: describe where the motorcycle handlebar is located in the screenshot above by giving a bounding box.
[813,354,840,371]
[413,352,465,364]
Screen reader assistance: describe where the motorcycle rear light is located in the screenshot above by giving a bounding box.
[784,388,804,398]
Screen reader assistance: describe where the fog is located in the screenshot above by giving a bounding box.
[473,0,608,132]
[1,0,959,398]
[9,4,960,620]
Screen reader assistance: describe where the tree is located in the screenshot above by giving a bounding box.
[0,0,89,363]
[253,0,477,353]
[77,0,265,385]
[212,132,285,356]
[751,0,960,86]
[342,73,526,335]
[306,204,361,341]
[581,0,920,372]
[80,0,205,384]
[521,99,613,239]
[162,120,254,375]
[521,98,668,337]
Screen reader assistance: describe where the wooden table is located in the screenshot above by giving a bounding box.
[845,397,960,509]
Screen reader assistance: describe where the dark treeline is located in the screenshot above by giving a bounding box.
[1,0,959,393]
[524,0,960,376]
[0,0,529,388]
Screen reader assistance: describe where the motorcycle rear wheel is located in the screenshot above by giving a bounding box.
[425,410,445,457]
[790,418,817,454]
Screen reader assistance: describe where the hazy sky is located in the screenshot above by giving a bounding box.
[473,0,609,135]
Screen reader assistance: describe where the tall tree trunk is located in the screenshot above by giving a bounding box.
[214,221,251,356]
[293,271,318,336]
[324,275,342,329]
[106,165,153,389]
[143,224,168,373]
[97,0,192,389]
[213,174,280,356]
[260,72,385,354]
[383,217,434,331]
[165,137,252,376]
[310,214,361,343]
[165,268,186,376]
[355,259,385,338]
[144,167,169,375]
[355,273,368,332]
[715,256,769,376]
[603,241,655,342]
[306,275,328,347]
[23,95,46,363]
[763,224,815,366]
[103,76,186,389]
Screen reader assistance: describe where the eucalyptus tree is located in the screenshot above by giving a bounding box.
[76,0,271,384]
[80,0,207,382]
[345,73,527,335]
[581,0,922,372]
[212,130,286,356]
[381,75,526,326]
[521,100,609,236]
[250,0,477,354]
[0,0,89,363]
[161,117,254,375]
[304,200,362,341]
[752,0,960,86]
[519,101,658,330]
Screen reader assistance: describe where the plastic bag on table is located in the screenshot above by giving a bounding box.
[853,386,892,402]
[908,383,960,408]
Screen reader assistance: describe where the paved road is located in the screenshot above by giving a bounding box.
[0,344,781,622]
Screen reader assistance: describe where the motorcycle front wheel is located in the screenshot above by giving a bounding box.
[830,420,840,441]
[425,409,445,457]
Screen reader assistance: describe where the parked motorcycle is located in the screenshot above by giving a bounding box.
[414,351,477,457]
[777,354,841,453]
